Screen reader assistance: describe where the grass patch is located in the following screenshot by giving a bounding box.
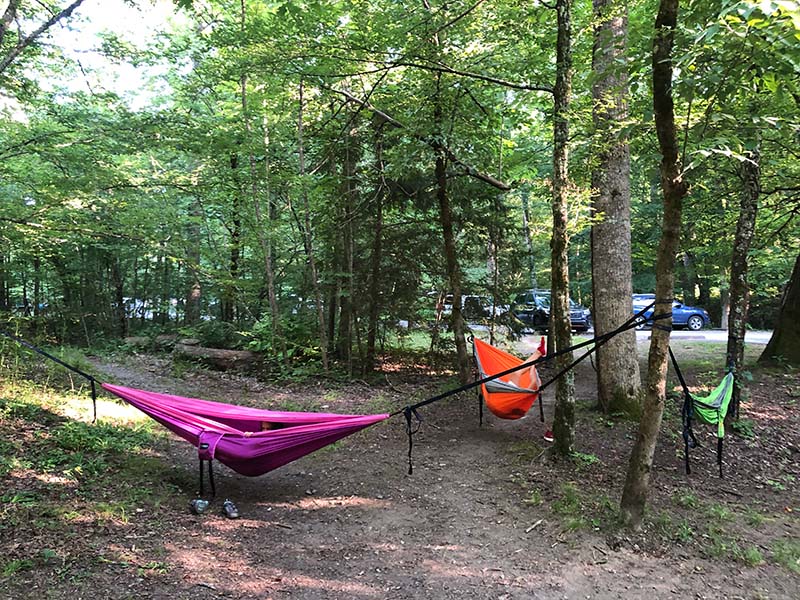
[672,491,699,509]
[772,539,800,574]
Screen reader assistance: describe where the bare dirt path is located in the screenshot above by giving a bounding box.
[50,342,798,600]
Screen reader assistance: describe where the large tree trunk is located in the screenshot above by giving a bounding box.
[620,0,687,529]
[726,145,760,409]
[759,252,800,365]
[590,0,642,416]
[551,0,575,456]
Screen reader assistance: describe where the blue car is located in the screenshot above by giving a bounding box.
[632,294,710,331]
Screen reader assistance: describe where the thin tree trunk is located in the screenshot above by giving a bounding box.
[590,0,641,416]
[110,256,127,337]
[433,72,470,384]
[366,125,385,371]
[759,252,800,365]
[551,0,575,456]
[336,118,357,373]
[184,198,202,325]
[33,257,41,318]
[223,153,242,323]
[298,80,329,371]
[238,24,285,359]
[521,188,537,290]
[620,0,687,529]
[726,145,759,414]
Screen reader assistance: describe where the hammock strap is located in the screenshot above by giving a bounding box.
[404,301,662,416]
[198,458,216,500]
[538,389,545,423]
[0,329,98,423]
[403,406,422,475]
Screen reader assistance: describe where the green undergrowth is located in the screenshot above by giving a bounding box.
[0,378,187,584]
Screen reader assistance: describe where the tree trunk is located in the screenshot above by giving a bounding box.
[366,125,385,371]
[335,117,357,373]
[185,198,202,325]
[223,153,242,323]
[726,145,759,413]
[620,0,687,530]
[110,256,127,337]
[681,249,697,306]
[520,188,537,290]
[0,254,7,310]
[590,0,641,416]
[433,71,470,384]
[759,252,800,365]
[298,80,329,371]
[550,0,575,456]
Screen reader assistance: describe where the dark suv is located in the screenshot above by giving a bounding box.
[512,289,591,332]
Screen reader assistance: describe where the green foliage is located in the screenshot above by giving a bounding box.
[772,539,800,574]
[673,491,699,509]
[732,418,756,439]
[570,451,601,469]
[187,321,245,350]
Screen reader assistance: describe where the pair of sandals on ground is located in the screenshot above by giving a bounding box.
[190,497,240,519]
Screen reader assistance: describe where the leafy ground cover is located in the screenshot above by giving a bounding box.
[0,338,797,599]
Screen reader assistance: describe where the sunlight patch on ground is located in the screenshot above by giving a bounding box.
[268,495,392,511]
[6,468,76,489]
[274,573,378,596]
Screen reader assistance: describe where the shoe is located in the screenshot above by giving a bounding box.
[190,498,209,515]
[222,499,240,519]
[543,430,554,443]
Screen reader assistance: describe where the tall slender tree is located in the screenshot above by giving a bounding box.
[620,0,688,529]
[550,0,576,455]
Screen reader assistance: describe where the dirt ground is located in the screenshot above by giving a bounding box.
[2,337,799,599]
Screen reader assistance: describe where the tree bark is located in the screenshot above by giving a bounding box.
[620,0,687,529]
[184,198,202,325]
[551,0,575,456]
[727,146,759,408]
[298,80,329,371]
[432,71,470,384]
[222,152,242,323]
[366,124,385,371]
[590,0,642,416]
[335,115,357,374]
[759,252,800,366]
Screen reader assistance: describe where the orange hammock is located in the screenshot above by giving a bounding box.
[472,337,546,420]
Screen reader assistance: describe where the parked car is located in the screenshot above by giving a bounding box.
[512,289,591,332]
[632,294,710,331]
[428,293,509,321]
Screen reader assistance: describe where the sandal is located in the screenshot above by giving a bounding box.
[190,498,209,515]
[222,499,240,519]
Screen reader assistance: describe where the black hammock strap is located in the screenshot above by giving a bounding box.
[0,329,98,423]
[669,346,734,478]
[395,301,670,474]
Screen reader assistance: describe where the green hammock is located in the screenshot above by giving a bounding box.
[669,347,735,477]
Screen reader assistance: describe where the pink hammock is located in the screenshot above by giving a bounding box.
[102,384,390,477]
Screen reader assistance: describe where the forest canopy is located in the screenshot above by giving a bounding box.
[1,0,798,363]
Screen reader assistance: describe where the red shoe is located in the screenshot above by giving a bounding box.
[543,430,554,443]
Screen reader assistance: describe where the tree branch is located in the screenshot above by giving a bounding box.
[390,59,553,93]
[328,87,511,191]
[0,0,87,76]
